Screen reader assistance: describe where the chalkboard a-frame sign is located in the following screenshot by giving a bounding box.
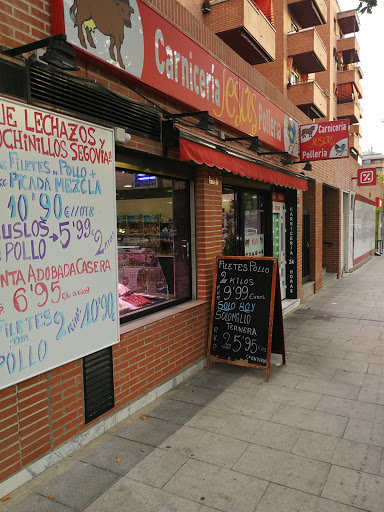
[207,257,286,381]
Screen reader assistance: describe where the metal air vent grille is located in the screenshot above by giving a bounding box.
[29,63,161,141]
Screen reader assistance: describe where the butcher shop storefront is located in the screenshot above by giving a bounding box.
[0,0,307,493]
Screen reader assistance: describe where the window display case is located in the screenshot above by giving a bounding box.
[118,248,169,318]
[116,168,191,322]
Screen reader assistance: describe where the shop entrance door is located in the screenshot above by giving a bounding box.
[272,202,286,299]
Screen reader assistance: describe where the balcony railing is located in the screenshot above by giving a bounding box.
[337,67,363,99]
[204,0,276,64]
[337,36,360,64]
[288,0,327,27]
[337,10,360,35]
[337,100,363,124]
[287,79,327,119]
[288,27,327,74]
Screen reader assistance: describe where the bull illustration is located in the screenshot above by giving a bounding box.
[301,125,316,139]
[69,0,134,70]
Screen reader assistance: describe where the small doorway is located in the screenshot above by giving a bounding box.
[222,187,266,257]
[342,191,350,273]
[272,201,286,299]
[302,211,310,280]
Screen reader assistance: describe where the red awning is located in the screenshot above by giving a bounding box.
[179,132,308,191]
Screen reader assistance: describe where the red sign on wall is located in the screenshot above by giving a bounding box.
[376,197,383,208]
[50,0,299,156]
[272,192,285,202]
[357,168,376,186]
[299,120,349,161]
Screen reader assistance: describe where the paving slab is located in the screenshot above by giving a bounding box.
[81,436,154,475]
[160,425,248,468]
[291,430,338,462]
[316,395,384,423]
[267,372,303,388]
[222,376,265,397]
[218,413,301,452]
[322,465,384,512]
[117,417,180,447]
[255,484,318,512]
[170,385,221,406]
[330,438,382,474]
[208,390,280,420]
[5,493,74,512]
[233,443,330,495]
[312,356,368,374]
[271,404,348,437]
[332,369,370,387]
[185,406,232,433]
[343,418,384,447]
[286,334,332,347]
[147,399,201,424]
[190,372,240,390]
[126,448,188,488]
[279,361,337,381]
[37,461,120,511]
[345,352,384,364]
[255,485,366,512]
[255,383,322,409]
[83,478,200,512]
[295,378,360,400]
[163,458,268,512]
[358,383,384,405]
[368,363,384,376]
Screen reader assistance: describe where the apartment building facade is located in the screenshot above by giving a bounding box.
[0,0,383,494]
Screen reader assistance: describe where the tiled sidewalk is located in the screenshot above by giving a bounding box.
[1,257,384,512]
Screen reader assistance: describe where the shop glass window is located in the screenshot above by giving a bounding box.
[243,192,265,257]
[116,169,191,322]
[222,191,237,255]
[222,188,265,257]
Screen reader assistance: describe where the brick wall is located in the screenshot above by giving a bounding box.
[303,180,324,291]
[322,186,341,274]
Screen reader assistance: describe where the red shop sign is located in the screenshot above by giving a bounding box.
[272,192,285,202]
[50,0,299,156]
[357,168,376,186]
[300,120,349,161]
[376,197,383,208]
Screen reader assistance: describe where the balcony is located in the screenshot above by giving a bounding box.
[337,36,360,64]
[350,123,362,138]
[287,0,327,27]
[337,101,363,124]
[337,65,363,99]
[349,132,362,158]
[288,28,327,74]
[287,80,327,119]
[205,0,275,64]
[337,10,360,35]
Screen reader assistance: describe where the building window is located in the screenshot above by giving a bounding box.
[333,48,338,68]
[290,70,299,85]
[290,19,299,32]
[116,169,191,321]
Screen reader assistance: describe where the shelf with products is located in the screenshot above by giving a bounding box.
[117,213,175,255]
[160,217,174,255]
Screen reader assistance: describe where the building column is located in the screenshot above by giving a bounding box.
[195,168,223,302]
[322,186,341,276]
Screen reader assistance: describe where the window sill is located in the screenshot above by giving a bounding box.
[119,300,207,336]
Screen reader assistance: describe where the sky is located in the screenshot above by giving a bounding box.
[337,0,384,154]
